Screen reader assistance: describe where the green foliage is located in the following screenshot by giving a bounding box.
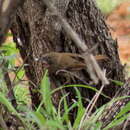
[96,0,126,14]
[0,33,130,129]
[52,84,111,99]
[39,70,54,115]
[73,88,85,129]
[0,67,130,129]
[0,42,18,94]
[0,41,26,81]
[25,73,130,129]
[0,40,29,108]
[0,92,27,128]
[104,101,130,129]
[0,42,18,67]
[81,105,105,129]
[14,83,31,111]
[110,79,124,86]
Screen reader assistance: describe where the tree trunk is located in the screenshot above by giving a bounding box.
[10,0,125,127]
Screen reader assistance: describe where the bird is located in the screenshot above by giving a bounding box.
[39,52,108,74]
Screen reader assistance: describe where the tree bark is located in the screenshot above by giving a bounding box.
[0,0,25,44]
[10,0,125,127]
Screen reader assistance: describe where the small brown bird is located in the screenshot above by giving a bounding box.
[39,52,108,74]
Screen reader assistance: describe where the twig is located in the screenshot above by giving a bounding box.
[79,70,106,129]
[3,71,17,107]
[79,84,105,130]
[123,118,129,130]
[41,0,109,85]
[79,91,97,130]
[0,58,17,107]
[85,84,105,120]
[12,54,29,84]
[56,69,88,84]
[84,70,107,118]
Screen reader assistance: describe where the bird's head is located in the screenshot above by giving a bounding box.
[39,53,55,69]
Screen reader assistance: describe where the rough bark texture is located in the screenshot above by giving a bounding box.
[0,0,25,44]
[10,0,125,128]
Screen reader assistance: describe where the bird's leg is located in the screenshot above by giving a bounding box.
[56,69,89,85]
[56,69,71,85]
